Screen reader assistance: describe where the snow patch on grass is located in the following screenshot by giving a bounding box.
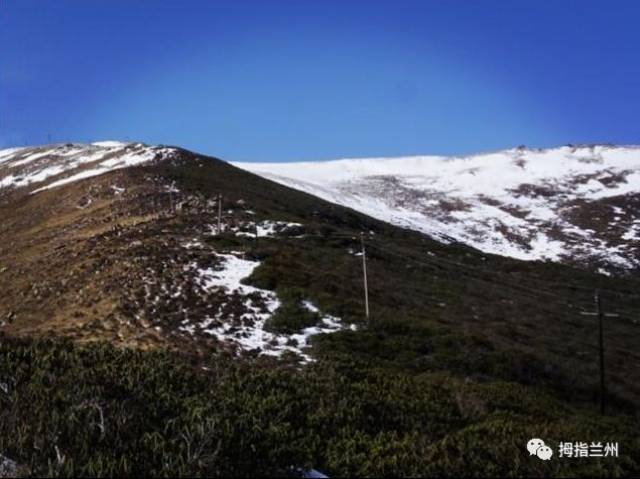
[182,252,352,362]
[233,220,303,238]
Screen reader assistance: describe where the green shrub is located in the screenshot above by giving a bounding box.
[1,336,638,477]
[265,288,322,334]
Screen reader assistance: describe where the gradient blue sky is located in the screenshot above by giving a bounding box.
[1,1,639,161]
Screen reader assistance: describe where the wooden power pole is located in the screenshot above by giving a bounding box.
[580,289,618,415]
[596,291,606,415]
[360,232,370,322]
[217,194,222,235]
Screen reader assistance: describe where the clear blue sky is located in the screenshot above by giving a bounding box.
[1,1,639,161]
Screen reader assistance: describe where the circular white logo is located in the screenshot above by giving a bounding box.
[527,438,553,460]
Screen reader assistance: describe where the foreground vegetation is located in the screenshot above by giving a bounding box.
[0,335,638,477]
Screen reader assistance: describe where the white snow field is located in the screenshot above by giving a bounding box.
[234,145,640,272]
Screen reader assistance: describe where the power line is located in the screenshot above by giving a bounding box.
[363,237,640,305]
[300,230,640,300]
[363,240,582,305]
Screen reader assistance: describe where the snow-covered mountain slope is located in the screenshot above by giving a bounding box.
[0,142,175,194]
[234,145,640,274]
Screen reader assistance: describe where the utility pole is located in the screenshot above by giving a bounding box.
[217,194,222,235]
[360,232,370,322]
[596,291,605,416]
[580,289,618,415]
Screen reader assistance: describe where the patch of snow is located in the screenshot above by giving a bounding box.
[0,147,27,164]
[91,140,128,148]
[11,149,58,167]
[184,252,353,362]
[233,220,303,238]
[182,239,204,249]
[622,222,640,241]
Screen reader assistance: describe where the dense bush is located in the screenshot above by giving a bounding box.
[265,288,321,334]
[0,336,638,477]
